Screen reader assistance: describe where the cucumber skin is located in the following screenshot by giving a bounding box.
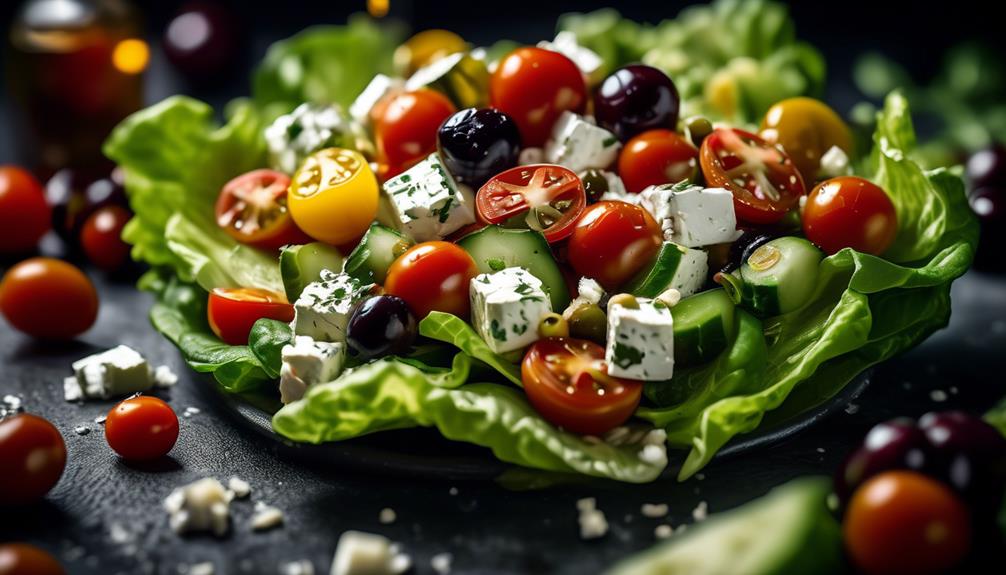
[741,281,782,317]
[344,224,412,285]
[739,237,822,317]
[672,289,735,367]
[626,242,685,298]
[280,243,344,303]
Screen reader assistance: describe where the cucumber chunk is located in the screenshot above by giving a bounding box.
[280,243,344,302]
[606,478,842,575]
[738,236,822,316]
[671,288,735,367]
[626,242,709,299]
[344,224,414,285]
[456,225,570,310]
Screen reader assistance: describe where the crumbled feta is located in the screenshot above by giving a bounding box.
[818,145,853,179]
[251,502,285,531]
[281,560,316,575]
[605,299,675,381]
[1,394,23,418]
[279,336,346,404]
[430,553,453,575]
[655,288,681,307]
[641,503,669,518]
[350,74,403,126]
[654,524,674,539]
[576,498,609,540]
[292,270,374,343]
[544,112,620,173]
[330,531,411,575]
[692,501,708,521]
[378,508,397,525]
[153,365,178,387]
[470,267,552,354]
[577,277,606,305]
[163,478,231,537]
[518,147,544,165]
[382,153,476,242]
[67,345,152,401]
[188,562,215,575]
[265,103,370,174]
[639,443,668,466]
[227,476,251,499]
[537,31,603,81]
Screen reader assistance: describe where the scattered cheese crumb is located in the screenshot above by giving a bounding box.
[188,562,215,575]
[692,501,708,522]
[576,498,608,540]
[280,560,315,575]
[640,503,669,518]
[379,508,397,525]
[330,531,411,575]
[930,389,948,402]
[576,497,596,512]
[654,524,673,540]
[844,403,860,415]
[94,414,107,424]
[154,365,179,387]
[1,394,23,417]
[638,444,667,466]
[816,447,826,454]
[183,406,201,417]
[448,487,458,496]
[430,552,453,575]
[74,425,91,436]
[251,502,284,531]
[163,477,230,537]
[227,477,251,499]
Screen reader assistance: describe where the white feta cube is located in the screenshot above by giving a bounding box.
[638,185,677,242]
[292,270,374,343]
[349,74,403,126]
[265,103,370,174]
[163,477,231,537]
[537,31,603,82]
[331,531,411,575]
[68,345,153,401]
[544,112,620,173]
[644,184,739,248]
[382,153,476,242]
[818,145,853,179]
[279,336,346,404]
[470,267,552,354]
[664,243,709,299]
[605,299,674,381]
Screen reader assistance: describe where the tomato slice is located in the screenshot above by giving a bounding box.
[700,128,806,224]
[215,169,310,250]
[521,338,642,435]
[207,287,294,345]
[476,164,586,243]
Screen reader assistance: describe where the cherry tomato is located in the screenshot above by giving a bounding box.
[0,166,50,254]
[844,471,970,575]
[215,169,310,251]
[617,129,698,193]
[522,338,642,435]
[700,128,806,224]
[490,47,587,147]
[567,201,663,291]
[476,164,586,242]
[207,287,294,345]
[105,396,179,461]
[375,89,456,174]
[80,205,131,271]
[760,97,853,183]
[0,543,65,575]
[289,149,380,245]
[803,176,897,256]
[0,414,67,506]
[384,241,478,319]
[0,258,98,340]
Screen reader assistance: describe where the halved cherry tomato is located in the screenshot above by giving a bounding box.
[105,396,179,461]
[384,241,478,319]
[0,543,65,575]
[207,287,294,345]
[0,258,98,340]
[567,201,663,291]
[760,97,853,183]
[700,128,806,224]
[803,176,897,256]
[0,414,66,506]
[215,169,310,251]
[476,164,586,243]
[289,148,380,245]
[0,166,50,254]
[844,471,970,575]
[375,89,456,175]
[618,129,698,193]
[80,205,131,271]
[490,47,587,147]
[522,338,642,435]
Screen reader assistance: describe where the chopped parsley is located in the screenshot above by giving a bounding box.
[602,136,618,148]
[486,258,506,272]
[611,342,644,369]
[489,319,507,341]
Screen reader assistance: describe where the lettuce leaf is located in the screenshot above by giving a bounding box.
[418,312,523,386]
[272,358,668,483]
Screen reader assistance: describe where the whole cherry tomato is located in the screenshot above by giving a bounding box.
[803,176,897,255]
[0,166,50,254]
[567,201,663,291]
[0,414,67,505]
[617,129,698,193]
[0,543,65,575]
[105,396,179,461]
[760,97,853,183]
[0,258,98,340]
[384,241,478,319]
[80,205,132,271]
[375,89,456,175]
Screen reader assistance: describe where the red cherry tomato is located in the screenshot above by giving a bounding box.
[489,47,587,147]
[104,396,179,461]
[0,543,65,575]
[215,169,310,251]
[699,128,806,224]
[0,166,51,254]
[476,164,586,243]
[618,129,698,193]
[375,89,456,175]
[384,241,478,319]
[0,414,67,505]
[803,176,898,256]
[844,471,970,575]
[80,205,131,271]
[567,201,663,291]
[521,338,642,435]
[207,287,294,345]
[0,258,98,340]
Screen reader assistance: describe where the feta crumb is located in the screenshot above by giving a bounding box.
[154,365,178,387]
[188,562,215,575]
[163,478,230,537]
[251,502,284,531]
[640,503,669,518]
[448,487,459,496]
[639,444,667,466]
[692,501,708,522]
[655,288,681,307]
[578,507,609,540]
[379,508,397,525]
[577,277,606,305]
[430,552,453,575]
[74,425,90,436]
[281,560,315,575]
[183,407,201,418]
[844,403,860,415]
[654,524,674,540]
[930,389,948,402]
[330,531,411,575]
[94,414,107,424]
[816,447,826,454]
[227,477,251,499]
[818,145,853,179]
[576,497,596,512]
[63,376,84,402]
[67,345,156,401]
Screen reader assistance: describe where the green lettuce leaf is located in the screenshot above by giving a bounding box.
[248,319,295,379]
[273,358,668,483]
[419,312,523,386]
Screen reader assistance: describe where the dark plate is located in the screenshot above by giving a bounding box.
[200,366,873,482]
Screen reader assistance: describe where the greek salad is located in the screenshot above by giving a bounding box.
[100,3,978,483]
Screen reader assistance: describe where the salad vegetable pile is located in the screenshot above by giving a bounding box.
[102,0,977,483]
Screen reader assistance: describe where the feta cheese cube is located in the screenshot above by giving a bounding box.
[331,531,411,575]
[382,153,476,242]
[638,185,677,241]
[67,345,153,400]
[350,74,403,126]
[818,145,853,179]
[470,267,552,354]
[292,270,374,343]
[544,112,620,173]
[279,336,346,404]
[605,299,674,380]
[643,184,739,248]
[666,243,709,299]
[265,103,371,174]
[537,31,603,82]
[163,477,231,537]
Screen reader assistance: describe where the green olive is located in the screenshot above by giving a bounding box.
[538,312,569,338]
[580,169,610,203]
[564,301,607,344]
[685,116,713,148]
[607,293,639,310]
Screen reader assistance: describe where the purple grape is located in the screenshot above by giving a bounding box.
[834,418,929,504]
[593,65,680,142]
[918,411,1006,507]
[966,145,1006,190]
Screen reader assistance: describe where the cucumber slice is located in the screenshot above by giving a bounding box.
[343,224,413,285]
[607,478,842,575]
[626,242,709,299]
[405,52,490,109]
[671,288,735,367]
[456,225,570,310]
[739,236,822,317]
[280,243,344,302]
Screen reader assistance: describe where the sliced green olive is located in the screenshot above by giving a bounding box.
[538,312,569,338]
[607,293,639,310]
[564,301,607,344]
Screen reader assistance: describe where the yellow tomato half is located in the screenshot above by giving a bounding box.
[394,29,468,77]
[288,148,379,245]
[759,97,853,183]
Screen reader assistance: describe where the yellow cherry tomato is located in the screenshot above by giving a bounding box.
[759,97,853,183]
[394,29,468,76]
[288,148,378,245]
